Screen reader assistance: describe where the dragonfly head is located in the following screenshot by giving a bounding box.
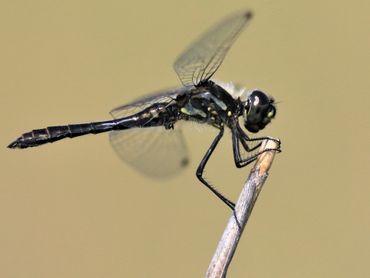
[242,90,276,133]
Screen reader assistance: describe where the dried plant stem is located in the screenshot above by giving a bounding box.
[205,139,280,278]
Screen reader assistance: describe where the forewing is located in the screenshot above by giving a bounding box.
[173,11,253,86]
[109,126,189,178]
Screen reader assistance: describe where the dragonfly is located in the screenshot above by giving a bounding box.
[8,10,280,210]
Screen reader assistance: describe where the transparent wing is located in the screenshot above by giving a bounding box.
[110,86,190,119]
[109,87,191,178]
[109,126,189,178]
[173,11,253,86]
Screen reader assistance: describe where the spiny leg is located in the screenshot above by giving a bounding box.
[237,123,280,149]
[232,129,259,168]
[232,125,281,168]
[196,126,235,210]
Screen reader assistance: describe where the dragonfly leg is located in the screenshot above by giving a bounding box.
[196,126,235,210]
[232,125,281,168]
[232,129,259,168]
[237,123,280,149]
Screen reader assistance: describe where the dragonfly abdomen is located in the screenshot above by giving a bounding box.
[8,120,118,149]
[8,103,178,149]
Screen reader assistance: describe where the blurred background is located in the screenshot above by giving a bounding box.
[1,0,369,277]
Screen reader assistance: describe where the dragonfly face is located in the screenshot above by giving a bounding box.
[242,90,276,133]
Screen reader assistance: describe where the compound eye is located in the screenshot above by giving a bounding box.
[251,90,269,105]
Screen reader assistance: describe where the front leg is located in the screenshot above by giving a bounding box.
[236,123,280,150]
[232,125,281,168]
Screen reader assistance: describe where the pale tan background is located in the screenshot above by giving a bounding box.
[1,0,369,277]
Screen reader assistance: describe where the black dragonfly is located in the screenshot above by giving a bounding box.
[8,11,280,210]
